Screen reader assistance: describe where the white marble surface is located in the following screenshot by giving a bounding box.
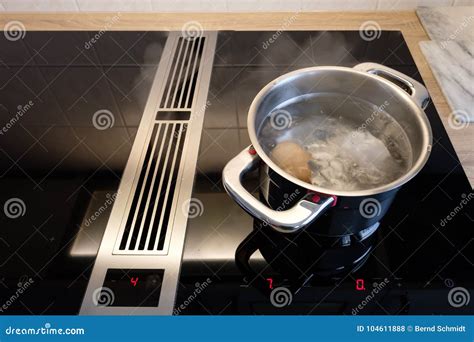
[417,6,473,122]
[420,40,473,122]
[417,6,474,41]
[416,6,474,122]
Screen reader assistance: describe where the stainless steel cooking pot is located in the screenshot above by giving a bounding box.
[222,63,433,234]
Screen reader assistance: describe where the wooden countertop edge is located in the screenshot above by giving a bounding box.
[1,11,472,186]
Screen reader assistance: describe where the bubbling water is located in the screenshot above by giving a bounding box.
[259,93,413,191]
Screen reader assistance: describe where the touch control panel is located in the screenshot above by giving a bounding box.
[100,269,164,307]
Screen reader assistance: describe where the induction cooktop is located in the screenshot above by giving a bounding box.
[0,30,472,316]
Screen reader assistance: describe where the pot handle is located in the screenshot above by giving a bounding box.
[222,146,334,233]
[353,62,430,110]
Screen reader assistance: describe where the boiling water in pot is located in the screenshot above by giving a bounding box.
[258,93,413,191]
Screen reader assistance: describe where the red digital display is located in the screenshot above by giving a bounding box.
[130,277,139,287]
[356,279,365,291]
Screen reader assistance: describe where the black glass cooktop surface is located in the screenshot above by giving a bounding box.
[0,31,167,314]
[176,31,474,315]
[1,30,472,316]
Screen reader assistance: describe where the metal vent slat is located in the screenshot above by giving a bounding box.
[185,38,205,108]
[117,123,187,253]
[138,122,176,250]
[159,37,206,110]
[153,124,186,250]
[165,38,188,108]
[177,38,197,108]
[161,38,184,109]
[170,39,192,108]
[129,124,167,250]
[121,124,170,250]
[134,123,174,250]
[118,124,162,250]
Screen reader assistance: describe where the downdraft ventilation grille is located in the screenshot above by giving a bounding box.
[160,37,205,109]
[81,31,216,315]
[113,33,207,256]
[117,122,187,253]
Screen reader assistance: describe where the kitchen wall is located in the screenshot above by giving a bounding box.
[0,0,472,12]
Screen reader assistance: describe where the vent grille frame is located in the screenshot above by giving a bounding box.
[112,35,206,256]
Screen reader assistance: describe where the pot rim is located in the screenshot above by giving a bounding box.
[247,66,433,197]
